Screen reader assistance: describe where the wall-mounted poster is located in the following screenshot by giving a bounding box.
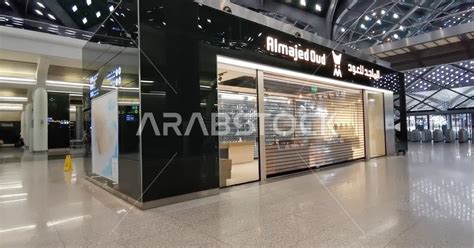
[91,90,119,183]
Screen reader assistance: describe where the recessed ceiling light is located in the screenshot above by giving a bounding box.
[36,2,45,8]
[96,11,101,18]
[109,5,114,12]
[47,13,56,20]
[364,15,371,21]
[72,5,78,12]
[377,20,382,25]
[34,9,43,16]
[300,0,306,7]
[5,1,10,6]
[86,0,92,6]
[381,9,386,15]
[315,4,321,12]
[82,17,88,24]
[393,13,399,19]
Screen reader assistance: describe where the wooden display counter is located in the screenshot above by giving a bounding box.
[220,141,255,164]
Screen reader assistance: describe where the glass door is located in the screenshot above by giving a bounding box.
[367,92,386,158]
[217,63,260,187]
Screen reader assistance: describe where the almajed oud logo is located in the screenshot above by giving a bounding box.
[332,51,343,78]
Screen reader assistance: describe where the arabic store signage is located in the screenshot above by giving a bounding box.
[265,36,381,81]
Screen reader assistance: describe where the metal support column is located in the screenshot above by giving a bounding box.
[257,70,267,181]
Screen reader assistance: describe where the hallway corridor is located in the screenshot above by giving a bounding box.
[0,143,472,247]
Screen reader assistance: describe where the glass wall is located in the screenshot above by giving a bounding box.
[82,0,141,200]
[217,64,260,187]
[452,113,473,139]
[368,92,386,158]
[408,113,473,140]
[429,114,448,132]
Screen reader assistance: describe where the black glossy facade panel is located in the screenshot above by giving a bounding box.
[139,0,406,202]
[47,93,70,149]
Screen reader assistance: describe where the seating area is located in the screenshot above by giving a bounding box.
[409,129,472,143]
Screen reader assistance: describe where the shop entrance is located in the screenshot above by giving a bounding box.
[217,63,260,187]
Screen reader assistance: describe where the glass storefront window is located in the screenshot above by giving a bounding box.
[368,92,386,158]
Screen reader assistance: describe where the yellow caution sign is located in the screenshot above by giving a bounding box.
[64,155,74,172]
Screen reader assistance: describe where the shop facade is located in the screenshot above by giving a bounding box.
[82,0,406,208]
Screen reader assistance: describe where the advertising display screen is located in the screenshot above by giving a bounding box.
[91,90,119,183]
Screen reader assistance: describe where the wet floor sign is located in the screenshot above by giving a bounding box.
[64,155,74,172]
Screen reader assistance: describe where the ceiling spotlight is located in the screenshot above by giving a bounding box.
[72,5,78,12]
[364,15,371,21]
[300,0,306,7]
[82,17,88,24]
[34,9,43,16]
[36,2,45,8]
[360,23,367,30]
[393,13,399,19]
[377,20,382,25]
[381,9,386,15]
[315,4,321,12]
[399,25,405,31]
[47,13,56,20]
[86,0,92,6]
[109,5,114,12]
[5,1,10,6]
[341,27,346,32]
[96,11,101,18]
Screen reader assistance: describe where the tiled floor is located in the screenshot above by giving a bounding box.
[0,142,472,247]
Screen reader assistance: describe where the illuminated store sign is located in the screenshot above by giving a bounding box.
[266,36,326,65]
[265,36,382,81]
[348,64,381,80]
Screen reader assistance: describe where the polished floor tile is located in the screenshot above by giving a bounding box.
[0,142,472,247]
